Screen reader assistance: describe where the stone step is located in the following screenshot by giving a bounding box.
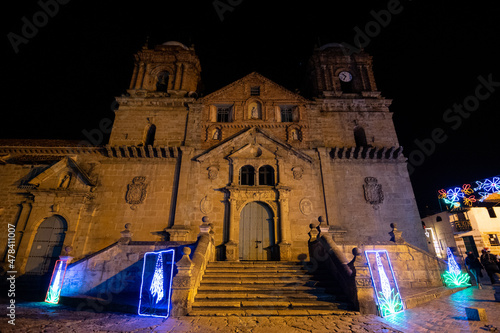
[202,272,331,279]
[206,262,305,269]
[204,268,308,274]
[194,293,339,301]
[200,276,315,283]
[198,280,340,289]
[196,284,340,294]
[191,299,343,309]
[188,307,352,316]
[189,261,349,316]
[208,261,302,265]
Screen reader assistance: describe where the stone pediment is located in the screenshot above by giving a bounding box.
[26,157,95,190]
[227,144,276,161]
[194,127,312,163]
[202,72,308,103]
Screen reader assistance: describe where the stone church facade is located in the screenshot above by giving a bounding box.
[0,41,427,278]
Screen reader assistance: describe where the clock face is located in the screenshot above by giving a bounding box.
[339,71,352,83]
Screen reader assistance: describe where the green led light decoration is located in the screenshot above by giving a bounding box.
[442,247,470,287]
[365,250,404,317]
[45,259,70,304]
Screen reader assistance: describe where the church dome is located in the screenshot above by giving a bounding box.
[161,41,189,50]
[319,43,345,51]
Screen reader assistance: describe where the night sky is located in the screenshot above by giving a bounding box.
[4,0,500,214]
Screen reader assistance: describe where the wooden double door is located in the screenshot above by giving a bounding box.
[239,201,275,260]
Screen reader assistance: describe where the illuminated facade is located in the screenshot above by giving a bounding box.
[0,42,427,290]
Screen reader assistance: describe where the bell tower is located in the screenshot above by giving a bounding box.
[109,41,202,147]
[128,41,201,96]
[307,43,378,98]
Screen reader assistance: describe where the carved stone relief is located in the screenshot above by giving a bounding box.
[299,198,313,216]
[292,167,303,180]
[207,166,219,180]
[363,177,384,208]
[200,195,213,214]
[125,176,148,209]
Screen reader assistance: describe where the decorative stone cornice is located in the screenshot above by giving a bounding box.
[104,145,179,159]
[328,146,405,161]
[115,94,197,107]
[0,145,181,162]
[317,98,392,112]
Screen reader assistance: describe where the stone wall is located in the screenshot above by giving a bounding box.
[339,243,446,290]
[61,241,193,312]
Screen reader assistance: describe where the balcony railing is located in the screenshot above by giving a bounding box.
[454,219,472,232]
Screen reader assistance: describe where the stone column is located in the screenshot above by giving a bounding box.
[180,64,189,91]
[135,62,146,89]
[278,189,292,261]
[166,147,194,241]
[129,63,139,89]
[225,197,238,261]
[15,198,33,254]
[174,63,183,90]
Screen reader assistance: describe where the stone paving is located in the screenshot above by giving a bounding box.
[1,284,499,332]
[380,284,500,333]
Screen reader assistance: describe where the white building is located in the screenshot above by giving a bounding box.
[422,206,500,258]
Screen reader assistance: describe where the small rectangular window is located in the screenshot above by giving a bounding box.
[487,207,497,218]
[280,107,294,122]
[217,107,231,123]
[251,86,260,96]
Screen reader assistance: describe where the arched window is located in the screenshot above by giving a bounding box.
[156,71,170,92]
[436,216,443,222]
[354,126,368,147]
[240,165,255,186]
[144,124,156,146]
[258,165,275,186]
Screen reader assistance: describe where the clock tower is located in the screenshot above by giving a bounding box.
[307,43,379,98]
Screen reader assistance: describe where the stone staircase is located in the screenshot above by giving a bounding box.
[190,261,352,316]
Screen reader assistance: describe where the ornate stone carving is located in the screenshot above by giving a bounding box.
[355,277,373,287]
[58,173,71,188]
[200,195,213,214]
[207,166,219,180]
[292,167,303,180]
[363,177,384,207]
[299,198,313,216]
[126,176,148,209]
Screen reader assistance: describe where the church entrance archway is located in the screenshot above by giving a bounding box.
[239,201,275,260]
[25,215,67,275]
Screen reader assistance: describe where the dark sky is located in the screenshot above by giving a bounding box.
[3,0,500,213]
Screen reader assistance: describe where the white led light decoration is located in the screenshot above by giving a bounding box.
[365,250,404,317]
[138,249,175,318]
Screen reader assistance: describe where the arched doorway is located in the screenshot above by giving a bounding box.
[239,201,275,260]
[25,215,67,275]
